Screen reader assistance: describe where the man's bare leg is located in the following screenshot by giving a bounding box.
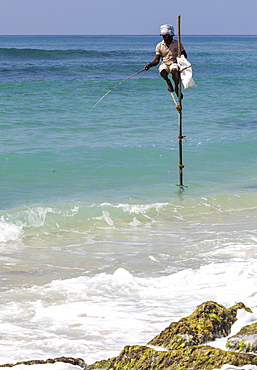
[171,69,183,99]
[160,69,174,92]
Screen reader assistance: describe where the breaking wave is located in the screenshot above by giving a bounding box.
[1,191,257,243]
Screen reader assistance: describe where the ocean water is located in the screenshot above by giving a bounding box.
[0,34,257,366]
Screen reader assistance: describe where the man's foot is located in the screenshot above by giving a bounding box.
[166,80,174,93]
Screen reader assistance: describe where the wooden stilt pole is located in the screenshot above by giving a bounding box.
[177,15,185,189]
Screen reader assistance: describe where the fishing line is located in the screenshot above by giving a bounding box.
[86,68,145,116]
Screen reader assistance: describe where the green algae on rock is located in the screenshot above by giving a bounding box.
[0,357,86,368]
[84,301,257,370]
[2,301,255,370]
[147,301,250,350]
[226,322,257,353]
[84,344,257,370]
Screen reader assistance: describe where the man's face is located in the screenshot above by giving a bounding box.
[162,34,173,43]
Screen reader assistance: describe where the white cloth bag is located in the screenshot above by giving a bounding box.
[177,55,197,89]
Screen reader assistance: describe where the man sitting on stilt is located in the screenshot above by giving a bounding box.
[144,24,187,99]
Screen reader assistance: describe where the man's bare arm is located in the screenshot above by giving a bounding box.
[144,55,161,70]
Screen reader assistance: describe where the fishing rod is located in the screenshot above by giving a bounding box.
[86,68,145,116]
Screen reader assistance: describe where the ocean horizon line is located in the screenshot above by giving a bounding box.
[0,33,256,37]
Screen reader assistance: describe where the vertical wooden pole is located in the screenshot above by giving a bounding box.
[177,15,184,188]
[177,15,181,57]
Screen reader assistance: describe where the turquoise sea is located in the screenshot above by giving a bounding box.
[0,35,257,365]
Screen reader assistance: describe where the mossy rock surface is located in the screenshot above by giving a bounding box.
[1,301,255,370]
[147,301,249,350]
[227,322,257,353]
[0,357,86,368]
[84,344,257,370]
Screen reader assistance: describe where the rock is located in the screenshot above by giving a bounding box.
[227,323,257,353]
[1,301,255,370]
[84,301,256,370]
[84,344,257,370]
[148,301,250,350]
[0,357,86,368]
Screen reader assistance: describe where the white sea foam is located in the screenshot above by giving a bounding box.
[0,221,22,242]
[1,262,257,365]
[207,308,257,351]
[230,309,257,337]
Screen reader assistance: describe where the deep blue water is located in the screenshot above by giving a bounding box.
[1,35,257,209]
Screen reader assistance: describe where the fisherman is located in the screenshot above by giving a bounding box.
[144,24,187,98]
